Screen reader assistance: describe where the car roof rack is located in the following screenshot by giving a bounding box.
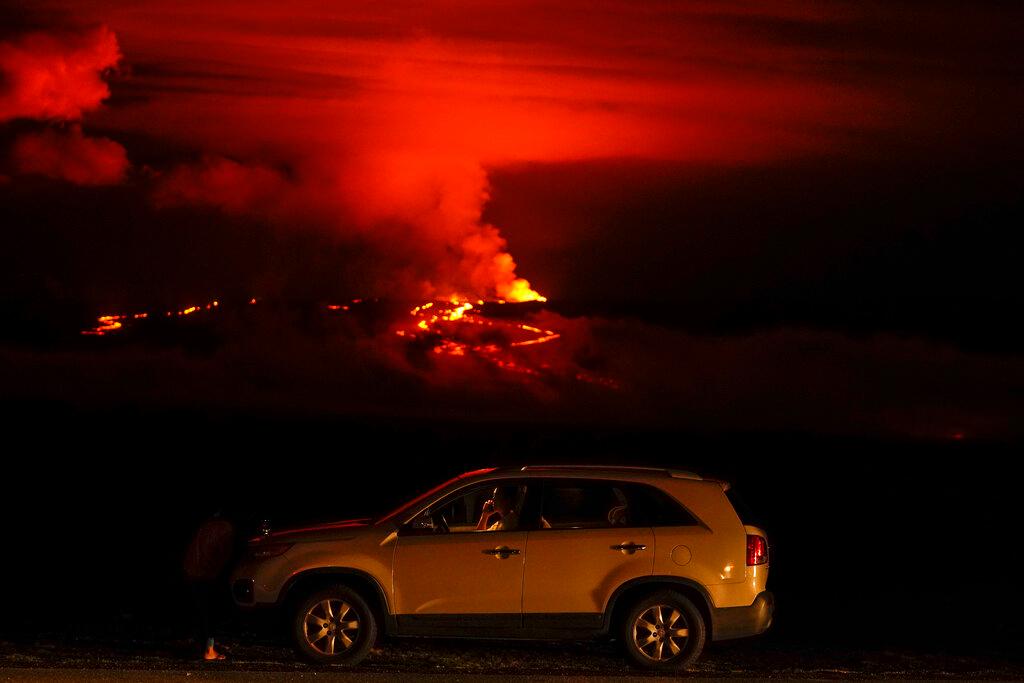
[518,465,703,481]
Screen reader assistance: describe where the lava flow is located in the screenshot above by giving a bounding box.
[80,295,618,389]
[81,300,221,335]
[397,297,560,377]
[393,297,618,388]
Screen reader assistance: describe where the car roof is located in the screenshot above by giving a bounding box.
[480,465,705,481]
[384,466,718,526]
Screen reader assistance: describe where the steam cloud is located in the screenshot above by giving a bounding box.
[0,26,120,122]
[153,154,543,301]
[1,4,889,300]
[11,125,128,185]
[2,26,127,186]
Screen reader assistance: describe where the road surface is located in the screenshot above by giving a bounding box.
[2,637,1021,680]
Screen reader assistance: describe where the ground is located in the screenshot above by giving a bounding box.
[2,636,1021,680]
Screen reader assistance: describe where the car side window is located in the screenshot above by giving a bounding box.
[539,480,626,530]
[405,481,533,534]
[539,479,699,529]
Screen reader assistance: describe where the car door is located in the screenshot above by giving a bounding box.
[393,479,532,634]
[522,478,654,630]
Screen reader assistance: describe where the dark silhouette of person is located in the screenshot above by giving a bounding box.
[183,510,236,660]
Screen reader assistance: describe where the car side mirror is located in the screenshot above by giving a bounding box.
[399,509,436,536]
[411,513,435,530]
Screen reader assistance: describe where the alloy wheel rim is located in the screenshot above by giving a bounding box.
[632,604,689,661]
[304,599,360,655]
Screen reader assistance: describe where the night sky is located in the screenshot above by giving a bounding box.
[2,1,1023,440]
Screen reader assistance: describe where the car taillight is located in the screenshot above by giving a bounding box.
[746,534,768,566]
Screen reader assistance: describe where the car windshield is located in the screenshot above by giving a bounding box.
[374,468,496,525]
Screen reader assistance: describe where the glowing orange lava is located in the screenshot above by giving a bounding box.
[398,296,569,380]
[81,299,219,335]
[81,314,125,335]
[79,294,618,390]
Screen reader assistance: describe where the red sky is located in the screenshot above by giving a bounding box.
[3,1,1019,301]
[1,0,927,300]
[87,1,887,162]
[63,0,1014,161]
[1,1,1023,439]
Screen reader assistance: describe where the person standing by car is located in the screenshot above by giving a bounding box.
[183,510,236,661]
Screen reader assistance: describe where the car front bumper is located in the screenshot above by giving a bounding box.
[711,591,774,641]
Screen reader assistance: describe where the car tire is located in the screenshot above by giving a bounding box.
[621,590,706,671]
[292,585,377,666]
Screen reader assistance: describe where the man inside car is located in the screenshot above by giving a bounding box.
[476,485,520,531]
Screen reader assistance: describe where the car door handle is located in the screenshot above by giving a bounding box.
[611,542,647,555]
[482,545,520,559]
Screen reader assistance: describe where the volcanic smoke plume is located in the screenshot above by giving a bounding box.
[0,25,120,122]
[1,2,912,304]
[0,19,546,300]
[153,154,545,302]
[32,1,891,304]
[11,125,128,185]
[1,25,128,186]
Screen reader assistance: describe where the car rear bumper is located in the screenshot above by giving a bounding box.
[711,591,774,641]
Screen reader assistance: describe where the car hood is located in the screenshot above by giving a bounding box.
[255,517,377,544]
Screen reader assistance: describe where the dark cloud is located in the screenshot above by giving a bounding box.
[153,156,292,214]
[10,124,127,184]
[112,60,363,102]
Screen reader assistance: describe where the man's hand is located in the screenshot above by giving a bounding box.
[476,499,497,530]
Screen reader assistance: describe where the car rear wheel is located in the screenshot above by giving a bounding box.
[622,590,706,670]
[292,585,376,666]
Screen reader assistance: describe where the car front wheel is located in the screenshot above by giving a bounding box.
[292,585,377,666]
[622,590,706,670]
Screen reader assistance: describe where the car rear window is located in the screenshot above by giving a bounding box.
[626,483,699,527]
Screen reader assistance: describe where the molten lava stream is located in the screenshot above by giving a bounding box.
[400,297,566,377]
[78,294,620,389]
[81,300,220,335]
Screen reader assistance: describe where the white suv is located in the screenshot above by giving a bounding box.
[231,465,773,670]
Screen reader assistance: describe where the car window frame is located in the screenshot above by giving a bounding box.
[375,467,498,526]
[532,477,701,532]
[397,478,538,537]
